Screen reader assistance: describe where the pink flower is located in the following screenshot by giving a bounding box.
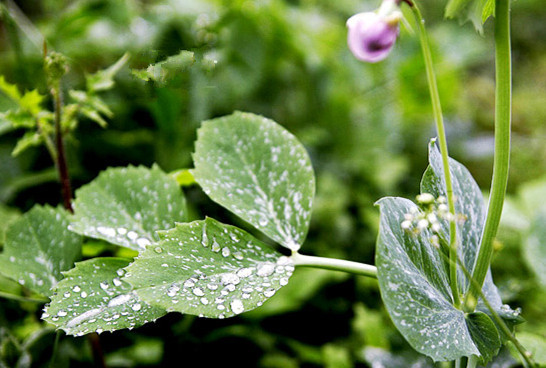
[347,0,402,63]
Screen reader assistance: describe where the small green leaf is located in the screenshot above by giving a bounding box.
[193,112,315,251]
[132,51,195,85]
[86,53,130,93]
[43,258,165,336]
[445,0,493,34]
[123,218,294,318]
[465,312,501,364]
[70,165,187,251]
[170,169,196,187]
[68,90,113,128]
[12,131,42,156]
[0,206,82,296]
[0,76,44,116]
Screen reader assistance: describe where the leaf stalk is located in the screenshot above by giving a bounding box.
[465,0,512,312]
[410,2,461,308]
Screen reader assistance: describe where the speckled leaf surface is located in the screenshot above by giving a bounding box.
[192,112,315,251]
[0,206,81,297]
[70,165,187,251]
[376,197,479,361]
[42,258,165,336]
[421,141,505,312]
[376,141,508,362]
[123,217,294,318]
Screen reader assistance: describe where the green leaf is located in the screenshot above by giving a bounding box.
[376,140,512,362]
[123,218,295,318]
[192,112,315,251]
[0,76,44,116]
[0,204,20,245]
[68,90,113,128]
[43,258,165,336]
[70,165,187,251]
[524,210,546,288]
[445,0,493,34]
[465,312,501,364]
[86,53,130,93]
[376,197,479,361]
[12,131,42,157]
[131,51,195,85]
[0,206,82,297]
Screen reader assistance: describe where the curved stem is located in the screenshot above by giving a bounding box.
[0,290,48,303]
[291,252,377,278]
[465,0,512,311]
[466,355,478,368]
[411,3,460,308]
[49,330,61,368]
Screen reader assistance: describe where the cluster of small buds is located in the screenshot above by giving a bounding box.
[401,193,460,237]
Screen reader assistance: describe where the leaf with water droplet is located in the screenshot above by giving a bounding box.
[376,140,514,362]
[43,258,165,336]
[0,205,81,297]
[70,165,187,251]
[192,112,315,251]
[123,217,294,318]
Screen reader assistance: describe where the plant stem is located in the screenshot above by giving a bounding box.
[51,83,73,213]
[49,330,61,368]
[411,3,460,308]
[0,290,49,303]
[291,253,377,278]
[466,355,478,368]
[465,0,512,312]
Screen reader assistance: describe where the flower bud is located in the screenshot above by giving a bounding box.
[346,0,402,63]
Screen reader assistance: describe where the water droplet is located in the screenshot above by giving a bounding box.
[117,228,127,235]
[113,278,122,287]
[236,268,253,278]
[100,282,109,290]
[63,291,71,298]
[167,283,180,297]
[184,279,195,288]
[279,277,289,286]
[222,247,230,257]
[233,252,244,260]
[242,293,250,299]
[257,263,275,277]
[57,310,68,317]
[211,239,221,252]
[108,294,132,307]
[221,273,240,285]
[116,269,125,277]
[230,299,244,314]
[81,291,88,298]
[192,287,205,296]
[154,247,163,253]
[217,305,225,311]
[207,283,218,290]
[72,286,81,293]
[136,238,151,248]
[161,263,169,267]
[127,231,138,241]
[263,288,276,297]
[259,217,268,226]
[200,297,209,305]
[131,303,142,311]
[97,226,116,237]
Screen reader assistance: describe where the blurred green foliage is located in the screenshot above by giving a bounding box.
[0,0,545,366]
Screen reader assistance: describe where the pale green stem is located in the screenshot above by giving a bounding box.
[0,290,48,303]
[411,3,460,308]
[465,0,512,312]
[36,118,58,162]
[291,252,377,279]
[455,358,462,368]
[49,331,61,368]
[466,356,478,368]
